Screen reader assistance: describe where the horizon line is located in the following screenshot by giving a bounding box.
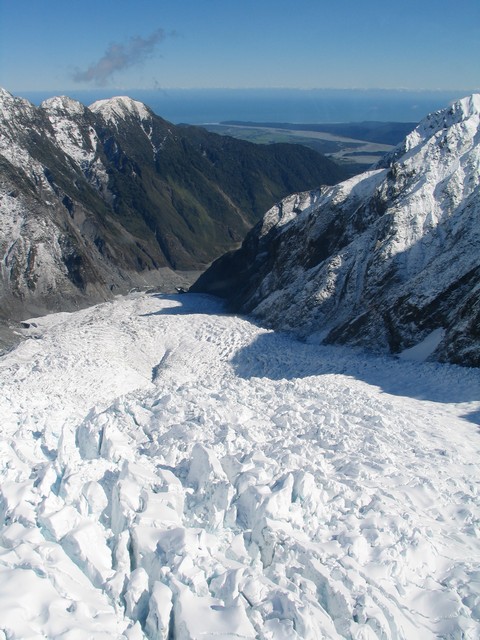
[10,86,480,95]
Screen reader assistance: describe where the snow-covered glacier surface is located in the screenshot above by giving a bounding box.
[0,293,479,639]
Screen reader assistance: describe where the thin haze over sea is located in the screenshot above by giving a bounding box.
[20,88,473,124]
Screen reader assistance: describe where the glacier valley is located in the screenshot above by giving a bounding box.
[0,292,478,639]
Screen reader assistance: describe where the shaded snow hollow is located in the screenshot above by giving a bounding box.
[0,293,479,639]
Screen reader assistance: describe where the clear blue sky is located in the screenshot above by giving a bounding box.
[1,0,479,92]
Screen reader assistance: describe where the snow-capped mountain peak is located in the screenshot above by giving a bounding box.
[89,96,153,124]
[41,95,88,117]
[386,93,480,160]
[0,86,15,106]
[0,87,36,122]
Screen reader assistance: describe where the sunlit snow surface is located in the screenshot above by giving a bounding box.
[0,293,479,639]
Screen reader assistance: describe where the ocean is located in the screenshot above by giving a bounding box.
[22,87,473,124]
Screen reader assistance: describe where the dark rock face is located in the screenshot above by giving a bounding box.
[192,96,480,367]
[0,89,346,320]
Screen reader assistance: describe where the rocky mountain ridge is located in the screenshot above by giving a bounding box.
[0,88,345,324]
[192,95,480,366]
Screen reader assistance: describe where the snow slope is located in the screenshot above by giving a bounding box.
[0,293,479,638]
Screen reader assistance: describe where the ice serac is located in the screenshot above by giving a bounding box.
[193,94,480,366]
[0,292,479,638]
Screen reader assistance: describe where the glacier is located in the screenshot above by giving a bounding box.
[0,292,479,638]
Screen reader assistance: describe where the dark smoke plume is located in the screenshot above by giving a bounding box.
[73,29,171,86]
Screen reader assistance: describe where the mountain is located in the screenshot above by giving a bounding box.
[192,95,480,367]
[0,88,346,323]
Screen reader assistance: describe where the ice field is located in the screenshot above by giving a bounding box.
[0,293,479,639]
